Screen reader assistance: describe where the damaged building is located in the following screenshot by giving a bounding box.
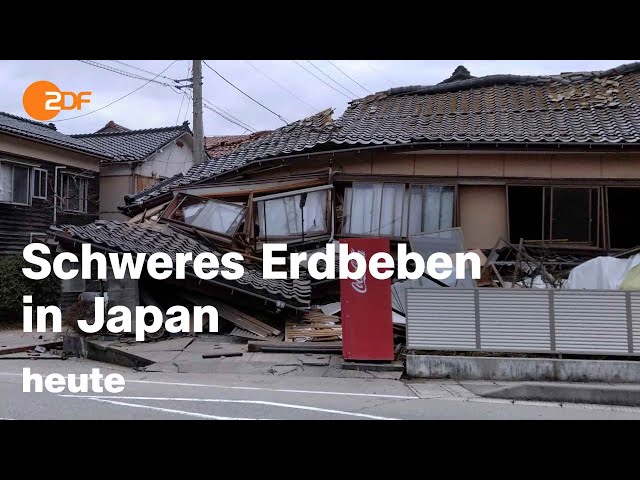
[47,61,640,353]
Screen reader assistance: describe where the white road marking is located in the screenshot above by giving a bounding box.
[123,379,418,400]
[0,372,417,399]
[88,398,259,420]
[0,417,14,420]
[62,395,399,420]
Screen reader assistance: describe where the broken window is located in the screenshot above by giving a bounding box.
[165,195,246,237]
[508,186,599,245]
[255,188,329,239]
[342,183,454,237]
[607,187,640,249]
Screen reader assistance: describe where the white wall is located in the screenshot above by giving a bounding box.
[138,133,195,178]
[99,133,195,219]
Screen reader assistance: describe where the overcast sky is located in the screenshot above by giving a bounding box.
[1,60,637,136]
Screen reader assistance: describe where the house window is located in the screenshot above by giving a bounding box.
[33,168,47,199]
[342,183,454,237]
[508,186,599,245]
[165,194,246,237]
[607,187,640,249]
[62,174,89,213]
[256,189,329,239]
[0,163,31,205]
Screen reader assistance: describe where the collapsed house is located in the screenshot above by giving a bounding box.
[48,62,640,351]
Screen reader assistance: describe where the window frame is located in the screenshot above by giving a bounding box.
[0,161,32,206]
[340,181,456,239]
[32,168,48,200]
[507,184,601,248]
[61,173,90,213]
[253,185,332,241]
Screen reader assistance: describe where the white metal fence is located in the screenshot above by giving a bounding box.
[406,289,640,356]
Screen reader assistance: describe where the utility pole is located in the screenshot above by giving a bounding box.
[192,59,205,164]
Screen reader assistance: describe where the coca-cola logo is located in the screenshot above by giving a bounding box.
[350,249,367,294]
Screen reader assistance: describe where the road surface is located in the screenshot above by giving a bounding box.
[1,358,640,419]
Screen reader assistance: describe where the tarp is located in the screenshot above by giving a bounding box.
[563,254,640,290]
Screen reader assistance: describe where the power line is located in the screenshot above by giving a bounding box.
[306,60,358,97]
[78,60,177,89]
[202,99,256,132]
[203,98,256,132]
[110,60,177,82]
[244,60,319,113]
[203,60,288,125]
[327,60,372,94]
[292,60,352,100]
[52,61,178,123]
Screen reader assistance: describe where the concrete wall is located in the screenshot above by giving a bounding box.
[406,354,640,383]
[459,185,508,249]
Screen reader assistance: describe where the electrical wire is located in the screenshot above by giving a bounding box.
[202,99,253,130]
[292,60,352,100]
[203,60,288,125]
[244,60,319,112]
[78,60,177,89]
[364,61,394,88]
[110,60,177,82]
[306,60,358,97]
[327,60,372,94]
[52,60,178,123]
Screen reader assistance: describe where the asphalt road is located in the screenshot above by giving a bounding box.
[1,358,640,420]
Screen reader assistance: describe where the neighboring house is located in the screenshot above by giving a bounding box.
[123,62,640,253]
[0,112,110,255]
[72,121,195,220]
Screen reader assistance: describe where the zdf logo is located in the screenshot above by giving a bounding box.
[23,81,91,121]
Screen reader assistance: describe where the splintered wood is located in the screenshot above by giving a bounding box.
[285,310,342,343]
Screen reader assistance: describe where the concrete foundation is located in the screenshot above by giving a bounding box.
[406,354,640,383]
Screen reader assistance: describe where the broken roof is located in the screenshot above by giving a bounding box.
[94,120,131,134]
[124,109,335,208]
[124,62,640,211]
[71,122,192,162]
[50,220,312,308]
[0,111,112,159]
[204,131,271,159]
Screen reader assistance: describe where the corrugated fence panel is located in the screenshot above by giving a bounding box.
[478,289,550,351]
[407,289,476,350]
[630,293,640,353]
[554,290,628,354]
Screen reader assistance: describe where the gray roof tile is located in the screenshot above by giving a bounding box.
[0,112,111,158]
[72,123,191,162]
[125,62,640,211]
[50,220,311,308]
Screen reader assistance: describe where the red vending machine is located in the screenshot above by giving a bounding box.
[339,238,394,361]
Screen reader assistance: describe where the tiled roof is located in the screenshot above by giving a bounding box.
[331,62,640,145]
[204,131,271,159]
[95,120,131,133]
[125,62,640,211]
[71,122,191,162]
[50,220,311,308]
[0,112,111,158]
[125,109,335,207]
